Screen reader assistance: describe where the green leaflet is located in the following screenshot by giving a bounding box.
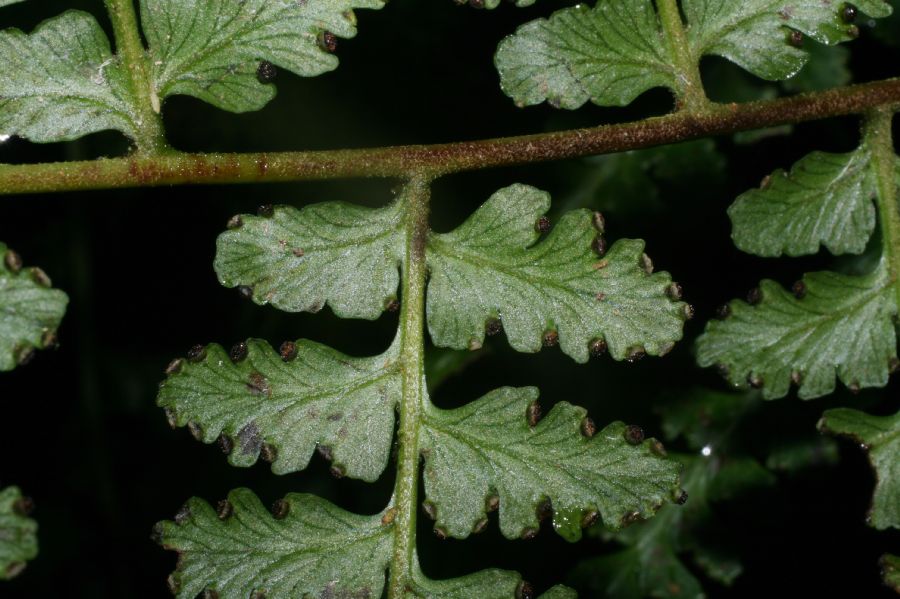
[156,488,393,599]
[0,243,68,372]
[0,11,138,142]
[0,486,37,581]
[140,0,385,113]
[215,200,404,320]
[684,0,891,81]
[404,563,522,599]
[0,0,24,7]
[158,488,575,599]
[426,184,687,363]
[882,554,900,593]
[0,1,385,144]
[495,1,675,109]
[419,387,682,542]
[728,149,880,257]
[158,338,400,481]
[496,0,892,109]
[696,267,899,400]
[818,408,900,530]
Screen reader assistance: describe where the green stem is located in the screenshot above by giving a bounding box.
[656,0,709,113]
[389,174,431,598]
[866,108,900,308]
[103,0,168,153]
[1,78,900,195]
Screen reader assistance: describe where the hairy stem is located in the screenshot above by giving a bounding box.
[389,175,431,598]
[102,0,167,153]
[656,0,708,112]
[866,108,900,307]
[1,78,900,195]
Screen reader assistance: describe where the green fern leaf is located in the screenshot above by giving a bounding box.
[158,488,573,599]
[156,488,393,598]
[818,408,900,530]
[0,486,37,581]
[420,387,682,542]
[215,201,404,320]
[684,0,892,81]
[0,0,25,7]
[158,338,400,481]
[0,243,68,372]
[495,1,675,109]
[426,184,687,363]
[728,149,882,257]
[496,0,892,109]
[404,564,522,599]
[140,0,385,112]
[696,268,898,399]
[0,11,138,142]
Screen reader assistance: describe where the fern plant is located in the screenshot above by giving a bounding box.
[1,0,900,596]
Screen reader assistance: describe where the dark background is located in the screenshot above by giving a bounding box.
[1,0,899,597]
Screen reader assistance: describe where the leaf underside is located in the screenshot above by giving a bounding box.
[496,0,892,109]
[158,338,400,481]
[158,488,577,598]
[140,0,385,112]
[215,201,404,320]
[0,486,38,581]
[728,149,879,257]
[420,387,681,542]
[684,0,891,80]
[0,0,385,143]
[696,268,898,400]
[157,489,393,599]
[0,11,138,142]
[495,1,675,109]
[818,408,900,530]
[404,563,521,599]
[426,184,687,363]
[0,243,68,372]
